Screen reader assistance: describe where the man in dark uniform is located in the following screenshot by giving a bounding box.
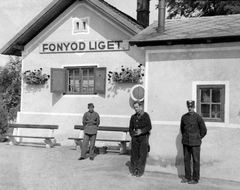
[78,103,100,161]
[129,101,152,177]
[180,100,207,184]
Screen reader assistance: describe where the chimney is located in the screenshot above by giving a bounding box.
[157,0,165,33]
[137,0,150,28]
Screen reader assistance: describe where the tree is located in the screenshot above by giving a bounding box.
[0,103,8,141]
[159,0,240,18]
[0,56,22,123]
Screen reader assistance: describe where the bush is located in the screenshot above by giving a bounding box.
[0,104,8,141]
[0,56,21,123]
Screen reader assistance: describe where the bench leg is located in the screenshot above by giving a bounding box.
[8,136,18,145]
[74,140,83,150]
[44,139,54,148]
[120,142,127,154]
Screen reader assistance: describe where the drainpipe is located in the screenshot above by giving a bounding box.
[157,0,165,33]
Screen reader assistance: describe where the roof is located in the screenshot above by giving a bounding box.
[0,0,144,56]
[130,14,240,47]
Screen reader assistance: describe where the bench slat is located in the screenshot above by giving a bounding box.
[9,124,58,129]
[7,135,54,139]
[96,139,130,142]
[68,138,130,142]
[74,125,129,132]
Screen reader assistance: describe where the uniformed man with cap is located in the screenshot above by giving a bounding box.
[180,100,207,184]
[78,103,100,161]
[129,101,152,177]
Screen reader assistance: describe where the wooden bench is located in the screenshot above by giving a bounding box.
[3,124,59,148]
[68,125,130,154]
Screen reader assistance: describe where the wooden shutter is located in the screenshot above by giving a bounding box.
[94,67,106,94]
[51,68,67,93]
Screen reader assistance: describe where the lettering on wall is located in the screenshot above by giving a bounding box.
[39,40,129,54]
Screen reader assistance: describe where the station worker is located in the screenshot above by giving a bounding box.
[180,100,207,184]
[129,101,152,177]
[78,103,100,161]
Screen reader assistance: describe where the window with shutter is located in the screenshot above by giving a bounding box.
[51,66,106,95]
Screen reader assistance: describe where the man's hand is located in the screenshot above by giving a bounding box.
[134,129,142,136]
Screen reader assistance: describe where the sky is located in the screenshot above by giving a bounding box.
[0,0,159,66]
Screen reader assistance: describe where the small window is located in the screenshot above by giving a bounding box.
[72,17,89,34]
[197,85,225,122]
[51,67,106,95]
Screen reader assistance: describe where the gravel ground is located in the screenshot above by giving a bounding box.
[0,143,240,190]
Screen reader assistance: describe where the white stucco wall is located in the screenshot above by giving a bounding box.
[144,42,240,182]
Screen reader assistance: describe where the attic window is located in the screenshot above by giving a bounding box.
[72,17,89,34]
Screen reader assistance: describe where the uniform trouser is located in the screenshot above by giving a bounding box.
[183,145,201,181]
[130,135,148,175]
[81,133,96,158]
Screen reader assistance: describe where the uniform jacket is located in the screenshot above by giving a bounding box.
[180,112,207,146]
[129,111,152,138]
[82,111,100,135]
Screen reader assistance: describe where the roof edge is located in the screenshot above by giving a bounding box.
[129,35,240,47]
[0,0,77,56]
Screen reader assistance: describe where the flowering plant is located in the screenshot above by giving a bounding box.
[108,64,144,84]
[23,68,50,85]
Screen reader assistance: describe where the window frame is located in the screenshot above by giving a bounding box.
[66,66,96,95]
[197,84,225,122]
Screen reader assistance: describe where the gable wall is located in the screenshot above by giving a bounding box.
[18,1,145,145]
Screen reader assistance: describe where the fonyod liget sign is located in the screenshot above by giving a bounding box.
[39,40,129,54]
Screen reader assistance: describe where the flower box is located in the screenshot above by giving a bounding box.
[23,68,50,85]
[108,64,144,84]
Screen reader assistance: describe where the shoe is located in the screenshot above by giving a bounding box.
[188,180,198,184]
[131,170,138,176]
[89,157,94,161]
[181,178,190,183]
[136,172,144,177]
[78,157,85,160]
